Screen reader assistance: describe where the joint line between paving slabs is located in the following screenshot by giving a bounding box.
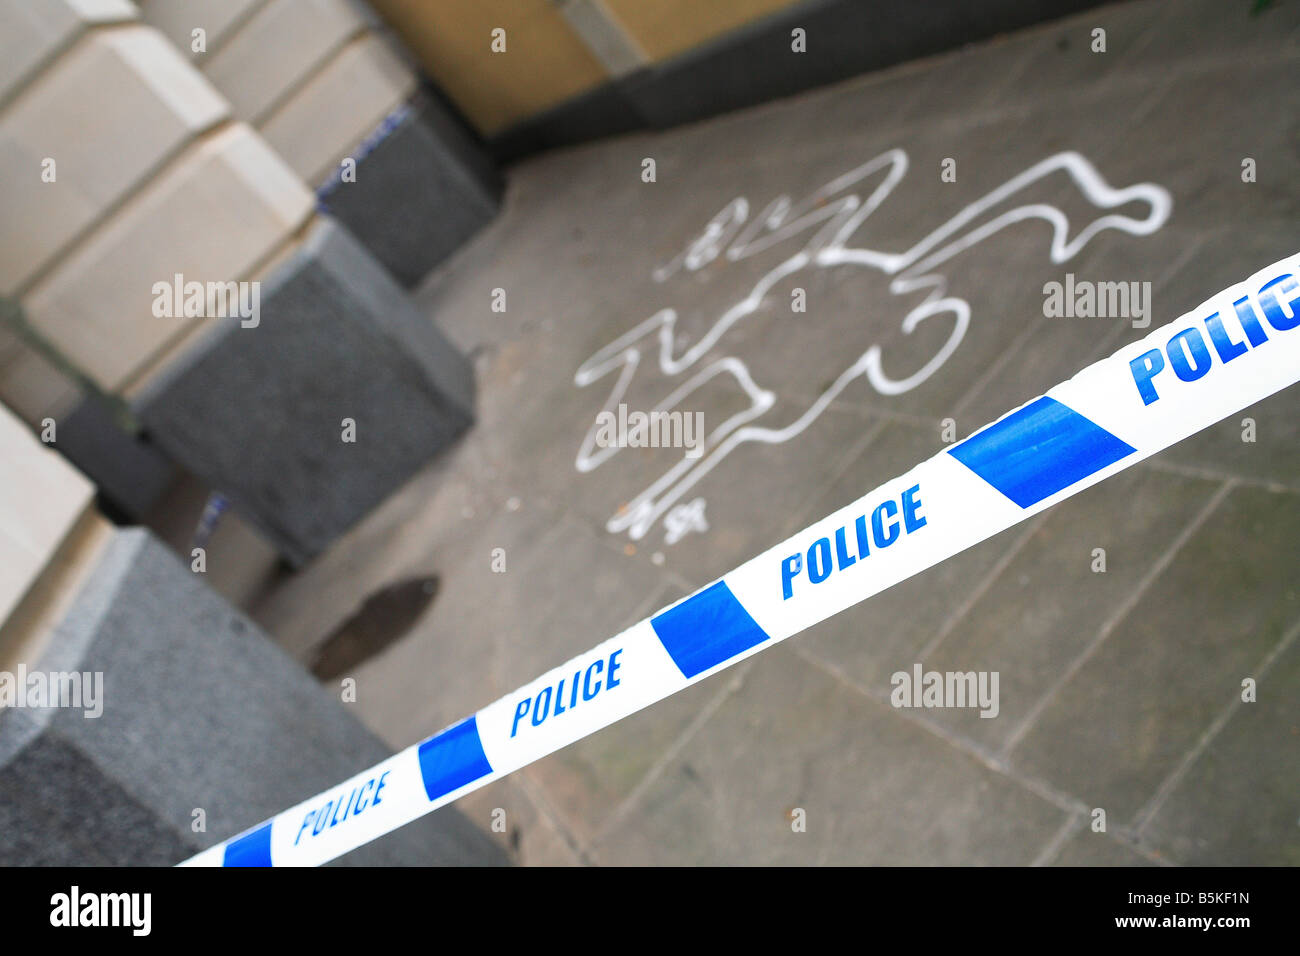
[788,643,1174,867]
[789,645,1079,816]
[1029,812,1086,868]
[1000,479,1238,760]
[917,513,1050,662]
[826,401,945,433]
[592,663,751,846]
[784,418,891,538]
[1136,456,1297,495]
[1130,613,1300,838]
[513,767,598,866]
[951,322,1042,417]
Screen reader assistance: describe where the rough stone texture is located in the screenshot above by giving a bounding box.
[55,392,178,521]
[133,218,475,566]
[317,89,502,287]
[0,528,507,866]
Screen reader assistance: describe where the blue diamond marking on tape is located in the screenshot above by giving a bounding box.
[223,821,273,867]
[417,715,494,802]
[651,580,771,680]
[948,396,1137,508]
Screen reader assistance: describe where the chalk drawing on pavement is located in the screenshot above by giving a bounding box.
[574,150,1172,543]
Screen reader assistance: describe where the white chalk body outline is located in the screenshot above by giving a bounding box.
[574,150,1172,541]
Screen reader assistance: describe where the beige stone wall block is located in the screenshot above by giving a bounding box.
[0,400,96,628]
[138,0,266,60]
[0,25,230,294]
[0,0,138,105]
[260,33,416,186]
[0,509,112,671]
[23,123,314,394]
[201,0,365,123]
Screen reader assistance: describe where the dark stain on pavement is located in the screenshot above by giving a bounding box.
[310,575,440,681]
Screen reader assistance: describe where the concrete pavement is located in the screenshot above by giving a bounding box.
[215,0,1298,865]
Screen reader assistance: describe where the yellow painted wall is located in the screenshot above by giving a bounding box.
[368,0,807,136]
[366,0,610,135]
[605,0,801,63]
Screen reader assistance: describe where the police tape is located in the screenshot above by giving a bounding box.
[181,251,1300,867]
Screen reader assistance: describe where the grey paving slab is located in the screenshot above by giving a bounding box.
[590,645,1067,865]
[1127,0,1300,67]
[1112,227,1300,354]
[456,775,586,866]
[923,465,1221,751]
[1049,825,1159,866]
[1138,629,1300,865]
[349,508,671,749]
[1102,55,1300,228]
[1010,484,1300,828]
[967,0,1172,113]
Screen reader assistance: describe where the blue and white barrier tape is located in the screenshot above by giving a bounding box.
[182,252,1300,867]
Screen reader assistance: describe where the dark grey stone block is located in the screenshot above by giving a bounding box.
[317,90,501,287]
[0,528,507,866]
[56,392,178,521]
[132,218,475,566]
